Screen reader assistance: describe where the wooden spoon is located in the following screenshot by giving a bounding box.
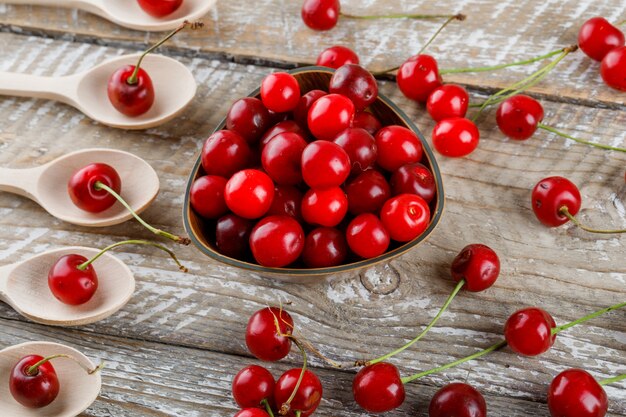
[0,148,159,227]
[1,0,217,31]
[0,246,135,326]
[0,53,196,129]
[0,341,102,417]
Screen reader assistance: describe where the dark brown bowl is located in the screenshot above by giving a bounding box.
[183,66,445,280]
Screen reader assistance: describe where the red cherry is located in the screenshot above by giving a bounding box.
[302,227,348,268]
[301,187,348,227]
[346,213,390,259]
[307,93,355,141]
[380,194,430,242]
[68,163,121,213]
[601,46,626,91]
[189,175,228,219]
[261,132,307,185]
[260,121,308,152]
[245,307,294,361]
[496,95,544,140]
[261,72,301,113]
[333,127,377,175]
[301,140,350,188]
[429,382,487,417]
[504,307,556,356]
[390,163,436,203]
[227,98,272,144]
[234,408,271,417]
[352,111,382,136]
[48,254,98,305]
[249,215,304,267]
[345,170,391,215]
[432,117,480,157]
[232,365,275,409]
[136,0,182,17]
[10,355,60,408]
[531,176,581,227]
[274,368,323,417]
[329,64,378,111]
[292,90,327,129]
[215,214,254,258]
[225,169,275,219]
[107,65,155,116]
[267,185,303,221]
[353,362,405,413]
[451,244,500,292]
[316,46,359,69]
[578,17,625,61]
[301,0,340,31]
[548,369,608,417]
[397,54,442,102]
[375,125,423,172]
[427,84,470,122]
[202,130,253,177]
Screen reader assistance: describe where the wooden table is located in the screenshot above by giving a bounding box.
[0,1,624,415]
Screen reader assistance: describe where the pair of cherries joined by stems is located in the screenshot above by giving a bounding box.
[137,0,183,18]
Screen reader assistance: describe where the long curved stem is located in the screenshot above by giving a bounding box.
[538,123,626,153]
[340,12,458,20]
[599,374,626,386]
[551,301,626,335]
[440,47,565,74]
[261,399,275,417]
[27,354,104,376]
[279,338,307,416]
[560,207,626,234]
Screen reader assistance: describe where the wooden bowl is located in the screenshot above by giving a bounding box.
[183,66,445,280]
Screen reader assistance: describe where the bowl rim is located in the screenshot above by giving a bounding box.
[183,65,445,277]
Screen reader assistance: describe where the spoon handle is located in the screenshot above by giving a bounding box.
[0,72,78,105]
[0,264,11,300]
[0,166,41,200]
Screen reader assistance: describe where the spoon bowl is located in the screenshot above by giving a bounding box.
[0,341,101,417]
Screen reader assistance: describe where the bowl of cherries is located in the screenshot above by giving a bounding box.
[183,65,445,279]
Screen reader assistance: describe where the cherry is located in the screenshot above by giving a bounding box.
[397,54,442,102]
[316,45,359,69]
[189,175,228,219]
[232,365,275,409]
[227,97,272,144]
[432,117,480,157]
[292,90,327,129]
[353,362,405,413]
[202,130,253,177]
[261,132,307,185]
[274,368,323,417]
[496,95,544,140]
[215,214,254,258]
[260,120,308,152]
[375,125,423,172]
[548,369,608,417]
[107,66,154,116]
[600,46,626,91]
[307,93,355,141]
[390,163,436,203]
[261,72,301,113]
[137,0,182,17]
[301,186,348,227]
[301,140,350,188]
[234,409,271,417]
[225,169,275,219]
[68,163,121,213]
[301,0,340,31]
[249,215,305,267]
[345,170,391,215]
[504,307,556,356]
[531,176,581,227]
[332,127,377,175]
[329,64,378,111]
[451,244,500,292]
[380,194,430,242]
[578,17,625,61]
[10,355,59,408]
[302,227,348,268]
[48,254,98,305]
[352,111,382,136]
[346,213,390,259]
[427,84,469,122]
[429,382,487,417]
[246,307,294,361]
[267,185,303,221]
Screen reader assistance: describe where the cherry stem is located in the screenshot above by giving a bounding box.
[440,47,565,74]
[551,301,626,335]
[27,354,104,376]
[618,19,626,26]
[559,207,626,234]
[366,279,466,366]
[340,12,460,20]
[599,374,626,386]
[279,337,307,416]
[94,181,190,245]
[538,123,626,153]
[261,399,275,417]
[76,239,188,272]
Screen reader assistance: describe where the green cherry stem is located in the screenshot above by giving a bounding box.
[261,399,275,417]
[559,207,626,234]
[27,354,104,376]
[551,301,626,335]
[599,374,626,386]
[618,19,626,26]
[538,123,626,153]
[279,337,307,416]
[440,46,566,74]
[95,181,190,245]
[340,12,459,20]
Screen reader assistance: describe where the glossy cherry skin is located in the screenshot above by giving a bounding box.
[137,0,182,17]
[301,140,350,188]
[307,93,355,141]
[232,365,275,409]
[345,170,391,215]
[189,175,228,219]
[301,187,348,227]
[380,194,430,242]
[432,117,480,157]
[301,0,340,31]
[107,65,155,116]
[451,244,500,292]
[261,72,301,113]
[246,307,294,361]
[375,125,423,172]
[302,227,348,268]
[329,64,378,111]
[333,127,377,175]
[261,132,307,185]
[346,213,390,259]
[504,307,556,356]
[578,17,625,61]
[267,185,303,221]
[249,215,305,267]
[68,163,121,213]
[531,176,581,227]
[202,130,253,177]
[548,369,608,417]
[427,84,470,122]
[48,254,98,306]
[353,362,405,413]
[601,46,626,91]
[234,409,271,417]
[10,355,60,408]
[496,95,544,140]
[293,90,327,129]
[429,382,487,417]
[390,163,436,203]
[215,214,254,258]
[352,111,382,136]
[316,46,359,69]
[227,98,272,144]
[397,54,442,102]
[225,169,275,219]
[260,121,308,153]
[274,368,323,417]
